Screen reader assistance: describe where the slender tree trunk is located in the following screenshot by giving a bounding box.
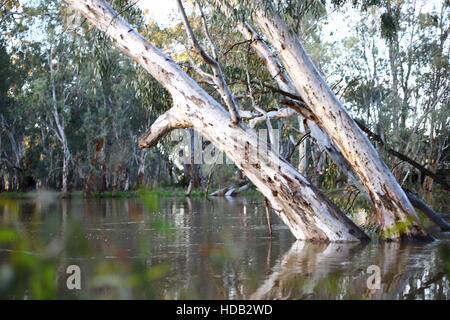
[183,129,202,194]
[66,0,369,242]
[62,147,70,196]
[297,116,309,175]
[49,49,71,197]
[136,149,147,188]
[255,7,430,241]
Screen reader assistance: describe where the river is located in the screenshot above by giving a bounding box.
[0,193,449,299]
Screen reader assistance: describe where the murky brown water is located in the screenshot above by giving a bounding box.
[0,194,449,299]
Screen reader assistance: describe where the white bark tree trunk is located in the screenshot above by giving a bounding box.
[297,116,308,174]
[254,7,430,241]
[49,49,70,196]
[234,16,371,219]
[65,0,369,242]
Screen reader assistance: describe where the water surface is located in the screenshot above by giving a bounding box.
[0,194,449,299]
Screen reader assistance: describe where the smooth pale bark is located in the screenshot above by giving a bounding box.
[239,17,446,235]
[254,8,430,241]
[49,50,70,196]
[238,21,296,95]
[65,0,369,242]
[235,16,368,193]
[297,116,309,174]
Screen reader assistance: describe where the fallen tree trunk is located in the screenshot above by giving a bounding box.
[404,190,450,232]
[209,182,254,197]
[66,0,369,242]
[254,6,430,241]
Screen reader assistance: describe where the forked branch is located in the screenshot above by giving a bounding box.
[176,0,241,125]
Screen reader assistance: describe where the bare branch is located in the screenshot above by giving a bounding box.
[197,2,219,61]
[176,0,241,124]
[139,107,191,148]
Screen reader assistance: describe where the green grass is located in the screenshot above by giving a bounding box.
[0,190,138,199]
[137,187,206,198]
[138,186,264,199]
[85,191,138,198]
[0,188,206,199]
[0,191,37,199]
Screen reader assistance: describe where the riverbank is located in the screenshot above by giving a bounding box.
[0,187,263,199]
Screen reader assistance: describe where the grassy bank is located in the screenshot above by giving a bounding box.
[0,187,263,199]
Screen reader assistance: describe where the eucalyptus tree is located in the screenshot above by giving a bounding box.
[207,0,438,240]
[63,0,373,242]
[27,0,442,241]
[0,26,40,191]
[0,44,25,190]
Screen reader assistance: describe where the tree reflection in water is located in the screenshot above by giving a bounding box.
[251,241,449,300]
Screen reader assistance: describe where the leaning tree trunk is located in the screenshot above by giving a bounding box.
[254,7,430,241]
[235,18,369,194]
[236,14,440,240]
[65,0,369,242]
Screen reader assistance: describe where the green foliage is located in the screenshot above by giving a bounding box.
[380,217,415,240]
[380,12,397,40]
[138,187,206,198]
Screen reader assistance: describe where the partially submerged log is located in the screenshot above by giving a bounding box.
[67,0,369,242]
[404,190,450,232]
[210,183,252,197]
